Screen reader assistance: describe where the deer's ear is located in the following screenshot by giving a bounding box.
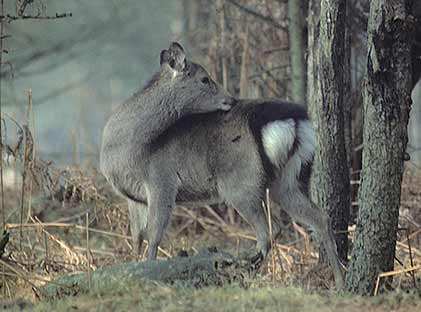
[167,42,186,72]
[160,49,171,66]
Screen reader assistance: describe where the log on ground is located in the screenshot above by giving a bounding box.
[43,248,250,299]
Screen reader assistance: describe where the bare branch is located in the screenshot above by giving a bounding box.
[18,0,34,16]
[0,12,72,22]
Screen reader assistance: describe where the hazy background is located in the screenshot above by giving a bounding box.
[2,0,181,165]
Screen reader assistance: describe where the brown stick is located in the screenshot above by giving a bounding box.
[26,89,34,221]
[86,213,92,290]
[0,0,5,297]
[0,0,4,230]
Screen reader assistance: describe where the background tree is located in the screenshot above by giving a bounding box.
[345,0,414,294]
[307,0,351,263]
[408,2,421,165]
[288,0,306,104]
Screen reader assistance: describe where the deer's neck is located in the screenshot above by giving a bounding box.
[131,89,183,146]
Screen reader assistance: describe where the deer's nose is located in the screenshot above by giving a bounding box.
[223,97,236,107]
[220,97,236,111]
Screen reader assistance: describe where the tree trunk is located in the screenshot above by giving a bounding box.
[345,0,413,295]
[182,0,199,37]
[288,0,306,104]
[307,0,350,264]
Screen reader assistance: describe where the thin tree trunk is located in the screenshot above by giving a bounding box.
[343,1,352,175]
[218,0,228,91]
[182,0,199,36]
[288,0,306,104]
[307,0,350,264]
[346,0,413,295]
[411,2,421,89]
[307,0,320,117]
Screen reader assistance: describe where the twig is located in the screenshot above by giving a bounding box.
[17,0,32,16]
[6,222,131,240]
[5,221,172,258]
[239,25,249,97]
[204,205,227,227]
[19,105,32,247]
[401,228,417,288]
[0,0,5,297]
[26,89,34,221]
[0,0,4,230]
[396,240,421,257]
[86,212,92,290]
[0,13,72,22]
[43,230,49,262]
[374,265,421,296]
[265,188,276,281]
[218,0,228,90]
[293,223,311,258]
[73,246,114,257]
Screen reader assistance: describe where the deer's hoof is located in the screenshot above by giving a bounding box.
[238,250,265,271]
[250,251,264,268]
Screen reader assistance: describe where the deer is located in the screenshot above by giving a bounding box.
[100,42,345,289]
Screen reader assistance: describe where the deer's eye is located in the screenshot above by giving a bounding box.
[201,77,210,85]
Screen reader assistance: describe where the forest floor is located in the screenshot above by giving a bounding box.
[0,151,420,311]
[2,279,421,312]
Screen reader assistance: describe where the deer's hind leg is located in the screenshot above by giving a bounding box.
[270,176,345,289]
[223,187,271,263]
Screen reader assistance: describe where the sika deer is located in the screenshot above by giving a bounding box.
[100,42,344,289]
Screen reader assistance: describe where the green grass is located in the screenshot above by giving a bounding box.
[2,280,421,312]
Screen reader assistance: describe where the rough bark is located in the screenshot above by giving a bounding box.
[288,0,306,104]
[43,248,246,299]
[345,0,413,295]
[307,0,350,264]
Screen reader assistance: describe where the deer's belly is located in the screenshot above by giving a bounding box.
[174,168,220,204]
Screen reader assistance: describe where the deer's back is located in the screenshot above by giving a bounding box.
[101,99,312,205]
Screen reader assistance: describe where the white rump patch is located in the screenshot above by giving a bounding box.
[280,120,316,191]
[261,119,296,167]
